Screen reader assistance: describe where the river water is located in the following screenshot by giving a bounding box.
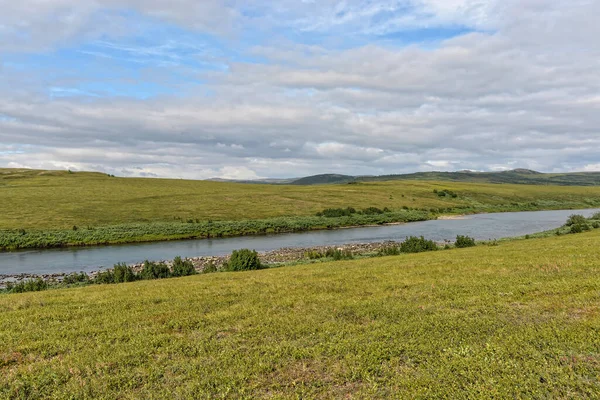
[1,208,598,275]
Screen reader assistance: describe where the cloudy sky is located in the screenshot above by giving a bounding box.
[1,0,599,179]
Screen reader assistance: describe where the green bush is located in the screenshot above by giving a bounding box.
[226,249,263,271]
[202,261,218,274]
[331,249,353,261]
[113,263,137,283]
[593,222,600,229]
[305,250,325,260]
[436,189,458,198]
[400,236,438,253]
[324,248,353,260]
[63,272,90,285]
[566,214,587,226]
[172,256,196,277]
[140,260,171,280]
[317,207,357,218]
[455,235,476,248]
[8,278,48,293]
[570,224,590,234]
[362,207,384,215]
[94,270,115,284]
[378,244,401,256]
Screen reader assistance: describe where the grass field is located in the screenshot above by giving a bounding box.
[3,168,600,230]
[1,231,599,398]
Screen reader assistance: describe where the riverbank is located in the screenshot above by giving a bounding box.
[2,202,599,252]
[0,210,433,252]
[3,208,600,283]
[0,241,424,288]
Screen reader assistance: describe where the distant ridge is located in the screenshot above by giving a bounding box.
[287,169,600,186]
[290,174,355,185]
[4,167,599,187]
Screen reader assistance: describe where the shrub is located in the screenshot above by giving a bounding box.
[591,212,600,220]
[332,249,353,261]
[400,236,438,253]
[436,189,458,198]
[566,214,587,226]
[140,260,171,280]
[323,248,353,260]
[226,249,263,271]
[202,261,218,274]
[455,235,476,248]
[8,278,48,293]
[95,270,115,284]
[593,222,600,229]
[317,207,357,218]
[63,272,89,285]
[172,256,196,277]
[113,263,137,283]
[570,224,590,234]
[378,244,401,256]
[362,207,384,215]
[305,250,324,260]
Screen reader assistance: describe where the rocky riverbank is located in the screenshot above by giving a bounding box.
[1,241,433,288]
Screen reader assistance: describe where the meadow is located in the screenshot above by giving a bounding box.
[3,168,600,249]
[1,230,599,398]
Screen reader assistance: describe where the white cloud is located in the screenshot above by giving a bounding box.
[1,0,600,178]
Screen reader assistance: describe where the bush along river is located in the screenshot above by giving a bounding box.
[1,208,599,286]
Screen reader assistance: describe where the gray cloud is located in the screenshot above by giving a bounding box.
[1,0,600,178]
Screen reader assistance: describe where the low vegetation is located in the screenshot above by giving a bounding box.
[4,258,197,294]
[1,230,600,397]
[224,249,264,272]
[315,206,391,217]
[455,235,477,248]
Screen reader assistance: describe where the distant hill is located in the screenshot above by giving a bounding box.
[288,169,600,186]
[5,167,600,187]
[207,177,297,184]
[290,174,355,185]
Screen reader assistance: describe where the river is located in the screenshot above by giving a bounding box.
[1,208,598,275]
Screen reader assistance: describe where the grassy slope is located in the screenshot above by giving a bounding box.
[3,168,600,230]
[1,232,599,398]
[290,170,600,186]
[357,170,600,186]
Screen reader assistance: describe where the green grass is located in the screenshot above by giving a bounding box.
[1,231,599,398]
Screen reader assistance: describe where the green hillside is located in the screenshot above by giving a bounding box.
[1,230,599,398]
[3,168,600,231]
[290,169,600,186]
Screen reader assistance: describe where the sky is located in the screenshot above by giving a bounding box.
[1,0,599,180]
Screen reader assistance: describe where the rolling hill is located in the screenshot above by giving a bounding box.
[287,169,600,186]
